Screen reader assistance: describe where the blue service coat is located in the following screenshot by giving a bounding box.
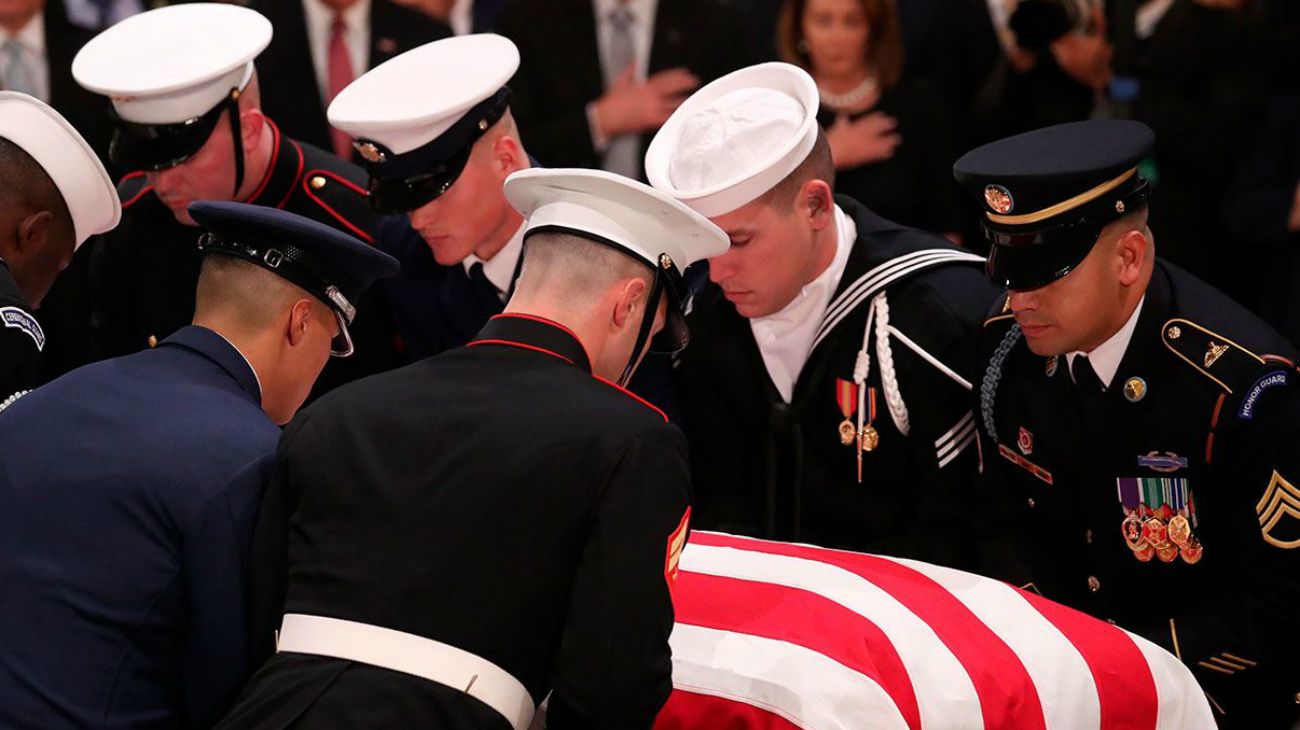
[0,326,281,729]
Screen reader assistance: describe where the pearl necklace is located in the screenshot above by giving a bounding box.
[818,76,878,110]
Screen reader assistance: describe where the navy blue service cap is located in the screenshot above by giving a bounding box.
[328,34,519,214]
[187,201,400,358]
[953,120,1154,291]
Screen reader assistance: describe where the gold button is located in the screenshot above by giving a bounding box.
[147,335,158,348]
[1085,529,1094,544]
[1027,497,1036,509]
[1087,576,1101,592]
[309,175,327,190]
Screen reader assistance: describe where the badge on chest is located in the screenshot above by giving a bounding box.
[1116,476,1202,564]
[835,378,880,484]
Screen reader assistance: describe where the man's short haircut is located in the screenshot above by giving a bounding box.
[516,230,653,305]
[758,128,834,212]
[0,136,74,238]
[194,254,309,329]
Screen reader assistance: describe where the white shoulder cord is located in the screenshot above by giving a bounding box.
[873,293,910,436]
[852,301,876,439]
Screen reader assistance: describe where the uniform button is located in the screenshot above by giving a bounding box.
[1027,497,1036,509]
[309,175,327,190]
[1085,529,1094,544]
[1087,576,1101,592]
[147,335,158,348]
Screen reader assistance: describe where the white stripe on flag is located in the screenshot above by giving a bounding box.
[681,545,984,730]
[1130,637,1217,730]
[892,557,1097,730]
[670,624,910,730]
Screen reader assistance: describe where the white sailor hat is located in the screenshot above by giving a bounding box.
[644,62,820,218]
[328,34,520,213]
[504,168,728,369]
[72,3,272,173]
[0,92,120,249]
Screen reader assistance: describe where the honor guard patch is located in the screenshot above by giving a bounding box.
[665,508,691,592]
[1,307,45,351]
[1238,370,1289,421]
[1257,471,1300,549]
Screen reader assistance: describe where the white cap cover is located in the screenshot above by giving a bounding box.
[0,92,120,248]
[329,34,520,155]
[72,3,272,124]
[644,62,820,218]
[503,168,729,277]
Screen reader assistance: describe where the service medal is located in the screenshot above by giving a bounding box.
[1122,514,1144,549]
[1156,543,1179,563]
[1141,517,1168,547]
[1167,514,1192,547]
[839,419,856,446]
[861,424,879,452]
[835,379,859,447]
[1133,542,1156,562]
[1180,537,1204,564]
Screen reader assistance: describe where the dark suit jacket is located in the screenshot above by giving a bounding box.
[500,0,752,178]
[251,0,451,156]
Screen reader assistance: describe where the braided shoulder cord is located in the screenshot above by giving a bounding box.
[980,324,1022,440]
[874,293,911,437]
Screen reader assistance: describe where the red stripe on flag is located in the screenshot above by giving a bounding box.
[674,572,921,730]
[688,532,1047,730]
[1017,590,1159,730]
[656,690,806,730]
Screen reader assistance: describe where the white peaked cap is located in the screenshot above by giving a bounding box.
[72,3,272,124]
[0,92,120,248]
[329,34,520,155]
[503,168,729,276]
[645,62,820,217]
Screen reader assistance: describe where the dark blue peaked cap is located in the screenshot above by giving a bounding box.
[953,120,1154,291]
[187,201,399,323]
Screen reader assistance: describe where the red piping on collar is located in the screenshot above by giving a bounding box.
[276,140,306,210]
[489,313,593,367]
[594,374,668,423]
[302,169,374,244]
[244,119,284,204]
[467,339,574,364]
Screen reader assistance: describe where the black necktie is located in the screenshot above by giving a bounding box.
[468,261,501,309]
[1070,354,1106,396]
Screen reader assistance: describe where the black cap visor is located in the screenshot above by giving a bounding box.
[366,142,473,214]
[108,95,232,171]
[984,222,1100,291]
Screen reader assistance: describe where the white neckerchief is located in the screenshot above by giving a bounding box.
[0,13,49,102]
[462,221,525,301]
[1066,295,1145,390]
[750,204,856,403]
[302,0,371,104]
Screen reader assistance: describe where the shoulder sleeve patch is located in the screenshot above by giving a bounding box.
[1,306,44,351]
[1161,318,1265,394]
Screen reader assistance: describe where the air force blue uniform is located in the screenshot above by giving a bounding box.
[0,326,278,729]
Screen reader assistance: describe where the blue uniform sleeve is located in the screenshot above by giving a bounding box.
[181,453,275,729]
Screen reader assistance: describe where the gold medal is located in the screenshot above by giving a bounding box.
[1121,514,1144,549]
[1140,517,1168,547]
[861,424,879,452]
[1167,514,1191,547]
[1156,543,1179,562]
[839,419,856,446]
[1133,542,1156,562]
[1180,537,1203,564]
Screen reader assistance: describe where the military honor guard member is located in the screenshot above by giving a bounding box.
[72,3,397,393]
[0,202,398,729]
[326,33,532,361]
[0,92,119,404]
[218,169,727,730]
[646,63,999,563]
[962,120,1300,728]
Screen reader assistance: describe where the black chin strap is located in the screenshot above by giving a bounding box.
[227,89,245,197]
[618,269,666,387]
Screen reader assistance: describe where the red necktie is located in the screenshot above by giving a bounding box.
[327,14,355,159]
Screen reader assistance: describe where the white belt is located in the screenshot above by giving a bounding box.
[277,613,535,730]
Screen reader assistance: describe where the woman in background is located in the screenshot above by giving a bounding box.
[779,0,963,241]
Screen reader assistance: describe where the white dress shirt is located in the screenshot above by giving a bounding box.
[462,222,525,301]
[1066,295,1145,390]
[0,14,49,102]
[751,204,857,403]
[302,0,371,104]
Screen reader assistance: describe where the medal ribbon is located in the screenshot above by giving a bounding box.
[1117,478,1140,513]
[836,379,858,420]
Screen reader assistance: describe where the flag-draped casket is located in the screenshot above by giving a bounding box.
[655,532,1214,730]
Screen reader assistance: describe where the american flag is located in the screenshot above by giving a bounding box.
[655,532,1214,730]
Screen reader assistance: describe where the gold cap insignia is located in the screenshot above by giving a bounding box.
[1123,376,1147,403]
[1205,341,1229,368]
[659,253,674,270]
[1115,200,1126,214]
[984,185,1014,214]
[355,141,387,164]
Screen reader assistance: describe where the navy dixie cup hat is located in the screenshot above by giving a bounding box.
[187,201,400,358]
[953,120,1155,291]
[328,34,520,214]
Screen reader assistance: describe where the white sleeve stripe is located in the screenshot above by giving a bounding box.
[935,412,976,450]
[938,429,977,469]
